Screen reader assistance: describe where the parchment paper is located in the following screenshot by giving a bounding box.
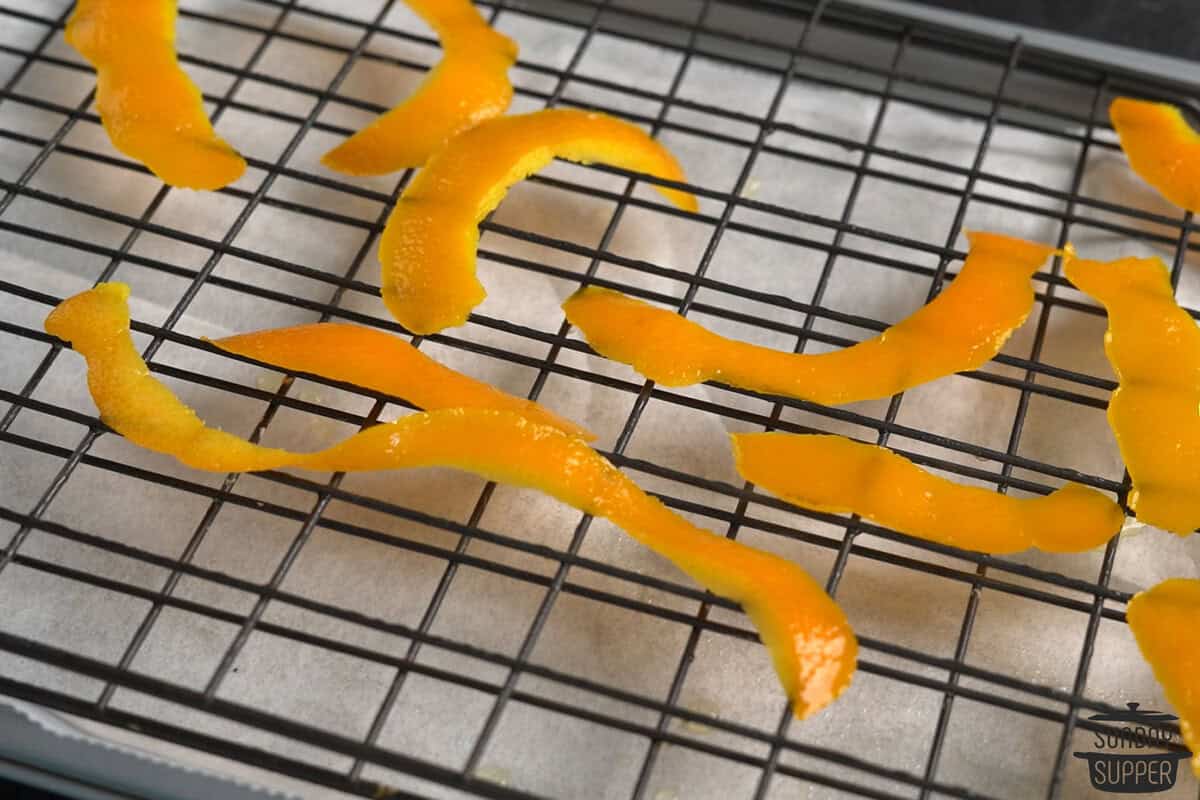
[1,1,1199,798]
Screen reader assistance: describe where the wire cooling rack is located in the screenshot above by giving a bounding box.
[1,0,1199,798]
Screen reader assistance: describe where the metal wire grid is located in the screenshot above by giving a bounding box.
[0,0,1196,797]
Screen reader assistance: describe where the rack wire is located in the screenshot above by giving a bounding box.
[0,0,1197,798]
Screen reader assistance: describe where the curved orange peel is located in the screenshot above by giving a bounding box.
[321,0,517,175]
[210,322,592,440]
[1126,578,1200,776]
[45,282,856,717]
[45,283,292,472]
[65,0,245,190]
[379,108,699,334]
[1110,97,1200,213]
[732,433,1124,554]
[1063,248,1200,535]
[563,232,1055,405]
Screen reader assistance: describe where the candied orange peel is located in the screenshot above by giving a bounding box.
[563,231,1055,404]
[45,283,292,472]
[1063,249,1200,535]
[1127,578,1200,776]
[210,322,592,439]
[65,0,245,190]
[321,0,517,175]
[379,108,699,334]
[1110,97,1200,213]
[46,283,855,716]
[732,433,1124,554]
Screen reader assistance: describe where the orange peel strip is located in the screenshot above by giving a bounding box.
[732,433,1124,554]
[379,108,699,334]
[321,0,517,175]
[1110,97,1200,213]
[65,0,245,190]
[45,283,856,717]
[1063,249,1200,535]
[1126,578,1200,776]
[210,322,593,440]
[563,232,1055,405]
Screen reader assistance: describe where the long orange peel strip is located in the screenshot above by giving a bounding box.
[379,108,699,334]
[1110,97,1200,213]
[321,0,517,175]
[1063,248,1200,535]
[45,283,856,717]
[563,231,1055,405]
[1126,578,1200,776]
[209,322,592,440]
[65,0,245,190]
[732,433,1124,554]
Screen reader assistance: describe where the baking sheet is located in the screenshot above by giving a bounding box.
[1,1,1199,798]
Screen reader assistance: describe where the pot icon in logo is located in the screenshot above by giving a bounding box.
[1074,703,1190,793]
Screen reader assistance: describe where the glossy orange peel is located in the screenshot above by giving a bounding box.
[379,108,699,334]
[1063,249,1200,535]
[563,232,1055,405]
[732,433,1124,554]
[1110,97,1200,213]
[321,0,517,175]
[45,283,292,472]
[65,0,245,190]
[45,283,856,716]
[1126,578,1200,776]
[210,322,592,440]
